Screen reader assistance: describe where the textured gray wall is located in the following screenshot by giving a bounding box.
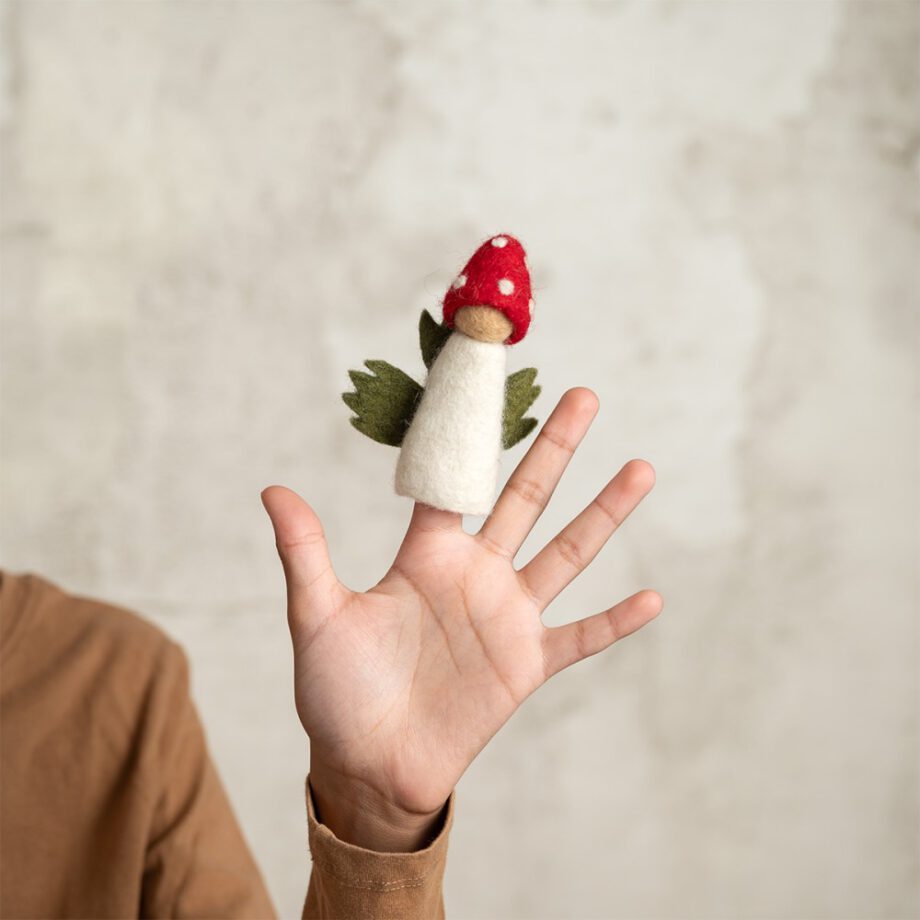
[2,1,917,917]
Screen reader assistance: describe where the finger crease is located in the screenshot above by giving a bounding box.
[477,531,514,562]
[278,531,327,552]
[593,496,625,528]
[506,477,549,510]
[574,616,589,662]
[515,569,544,614]
[411,519,458,535]
[607,607,624,644]
[539,426,577,456]
[555,533,585,570]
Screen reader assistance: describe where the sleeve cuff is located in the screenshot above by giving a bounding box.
[304,773,454,892]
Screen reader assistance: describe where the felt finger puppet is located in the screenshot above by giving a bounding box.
[342,234,541,515]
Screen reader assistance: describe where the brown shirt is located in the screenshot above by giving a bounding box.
[0,572,453,918]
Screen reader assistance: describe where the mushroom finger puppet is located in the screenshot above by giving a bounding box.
[342,234,540,515]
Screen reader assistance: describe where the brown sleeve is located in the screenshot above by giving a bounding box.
[302,776,454,920]
[141,641,277,919]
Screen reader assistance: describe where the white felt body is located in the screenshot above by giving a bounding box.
[395,331,506,515]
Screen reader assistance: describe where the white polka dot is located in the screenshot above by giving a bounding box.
[491,236,509,248]
[452,274,466,290]
[498,278,515,295]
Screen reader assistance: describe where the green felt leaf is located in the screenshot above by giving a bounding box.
[419,309,452,369]
[342,360,423,446]
[503,367,541,449]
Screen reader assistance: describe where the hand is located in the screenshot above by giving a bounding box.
[262,388,662,852]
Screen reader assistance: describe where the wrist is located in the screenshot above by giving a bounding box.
[308,758,447,853]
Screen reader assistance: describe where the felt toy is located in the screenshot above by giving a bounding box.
[343,234,541,515]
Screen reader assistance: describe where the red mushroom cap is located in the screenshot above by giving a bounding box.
[442,234,533,345]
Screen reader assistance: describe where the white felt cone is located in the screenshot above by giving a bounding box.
[395,331,506,515]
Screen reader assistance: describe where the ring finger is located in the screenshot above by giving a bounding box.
[520,459,655,608]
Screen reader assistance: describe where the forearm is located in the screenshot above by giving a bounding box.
[301,773,454,920]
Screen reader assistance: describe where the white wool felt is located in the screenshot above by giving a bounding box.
[395,331,506,515]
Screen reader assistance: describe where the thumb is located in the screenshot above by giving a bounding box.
[261,485,340,601]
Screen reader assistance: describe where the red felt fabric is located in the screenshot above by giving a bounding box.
[441,234,533,345]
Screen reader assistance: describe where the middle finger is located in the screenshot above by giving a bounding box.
[478,387,599,559]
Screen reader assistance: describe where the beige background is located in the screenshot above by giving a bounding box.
[2,1,917,917]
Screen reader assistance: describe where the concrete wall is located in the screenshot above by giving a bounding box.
[2,1,917,916]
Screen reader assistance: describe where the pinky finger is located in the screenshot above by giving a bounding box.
[541,590,663,679]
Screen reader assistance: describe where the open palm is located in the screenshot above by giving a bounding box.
[262,388,661,847]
